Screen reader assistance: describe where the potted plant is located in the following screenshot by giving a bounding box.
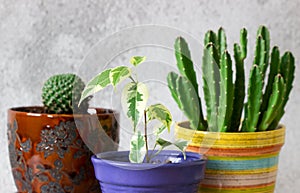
[168,26,295,192]
[79,56,207,193]
[7,73,120,193]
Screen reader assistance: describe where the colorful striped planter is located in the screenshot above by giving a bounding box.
[175,121,285,193]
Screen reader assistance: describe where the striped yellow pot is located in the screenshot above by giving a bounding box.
[175,122,285,193]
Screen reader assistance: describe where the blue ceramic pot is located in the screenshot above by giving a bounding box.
[91,150,206,193]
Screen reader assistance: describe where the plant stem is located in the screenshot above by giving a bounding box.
[129,76,136,83]
[144,109,150,163]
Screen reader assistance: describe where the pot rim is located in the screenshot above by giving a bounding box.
[175,121,285,136]
[175,121,285,148]
[8,106,118,118]
[92,150,206,169]
[91,150,206,189]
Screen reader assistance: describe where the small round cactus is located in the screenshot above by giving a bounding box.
[42,73,90,114]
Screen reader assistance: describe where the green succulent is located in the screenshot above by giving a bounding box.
[42,73,90,114]
[168,26,295,132]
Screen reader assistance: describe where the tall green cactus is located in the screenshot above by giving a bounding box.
[168,25,295,133]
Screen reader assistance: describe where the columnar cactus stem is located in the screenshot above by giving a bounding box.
[254,36,266,78]
[167,72,183,110]
[169,37,207,130]
[258,75,285,131]
[280,52,295,108]
[258,46,280,126]
[230,28,247,132]
[167,72,206,130]
[176,76,202,131]
[204,31,220,68]
[242,65,263,132]
[218,28,227,58]
[218,51,234,132]
[240,28,247,59]
[202,43,220,131]
[174,37,199,94]
[269,52,295,129]
[204,30,218,48]
[257,26,270,77]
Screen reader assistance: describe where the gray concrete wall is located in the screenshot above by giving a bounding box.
[1,0,300,192]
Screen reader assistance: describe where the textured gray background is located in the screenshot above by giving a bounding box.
[1,0,300,192]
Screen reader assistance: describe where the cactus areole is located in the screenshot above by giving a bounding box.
[168,26,295,132]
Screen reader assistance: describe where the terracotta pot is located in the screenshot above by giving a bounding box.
[175,121,285,193]
[7,106,119,193]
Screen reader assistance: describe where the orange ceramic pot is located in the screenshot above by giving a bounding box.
[7,106,119,193]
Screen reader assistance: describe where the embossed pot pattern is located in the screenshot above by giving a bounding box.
[7,107,119,193]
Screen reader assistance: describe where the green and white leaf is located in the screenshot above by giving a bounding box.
[147,104,172,132]
[129,131,146,163]
[110,66,131,87]
[173,140,188,152]
[156,138,172,148]
[79,68,111,105]
[155,138,188,160]
[130,56,146,66]
[173,140,188,160]
[154,138,173,157]
[121,82,149,131]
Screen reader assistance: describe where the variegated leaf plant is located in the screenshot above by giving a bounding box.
[79,56,187,163]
